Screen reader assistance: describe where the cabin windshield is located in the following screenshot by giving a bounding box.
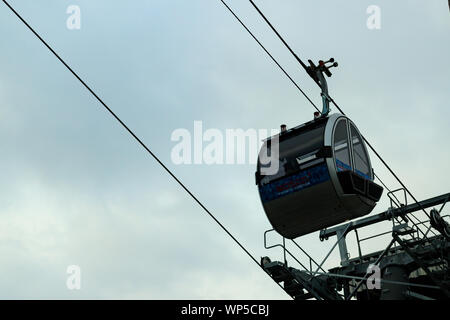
[333,119,351,172]
[333,118,372,180]
[350,123,371,179]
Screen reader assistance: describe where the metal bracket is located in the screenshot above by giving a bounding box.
[336,227,350,266]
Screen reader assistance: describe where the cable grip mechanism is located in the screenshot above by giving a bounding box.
[307,58,338,117]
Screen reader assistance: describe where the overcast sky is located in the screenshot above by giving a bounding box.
[0,0,449,299]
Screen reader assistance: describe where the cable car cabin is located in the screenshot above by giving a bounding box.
[256,113,383,239]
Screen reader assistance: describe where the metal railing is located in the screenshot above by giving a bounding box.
[264,229,327,274]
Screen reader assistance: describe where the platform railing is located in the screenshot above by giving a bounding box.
[264,229,327,274]
[387,188,439,239]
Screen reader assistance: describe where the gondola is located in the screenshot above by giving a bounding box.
[256,113,383,239]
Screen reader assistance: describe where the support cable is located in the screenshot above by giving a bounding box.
[1,0,291,298]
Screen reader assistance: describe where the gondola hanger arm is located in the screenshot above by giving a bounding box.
[306,58,338,117]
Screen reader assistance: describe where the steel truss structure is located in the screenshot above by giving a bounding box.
[261,191,450,300]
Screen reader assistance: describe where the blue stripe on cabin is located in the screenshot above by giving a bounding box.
[259,163,330,203]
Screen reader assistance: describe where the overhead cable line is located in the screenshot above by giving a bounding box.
[1,0,291,298]
[219,0,320,112]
